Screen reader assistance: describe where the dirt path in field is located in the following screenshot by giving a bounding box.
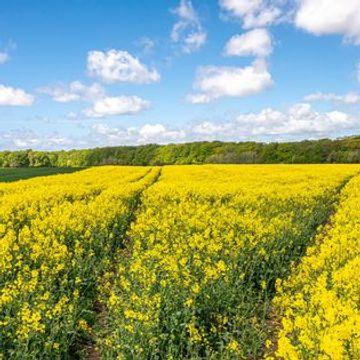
[83,169,359,360]
[84,167,163,360]
[264,172,360,359]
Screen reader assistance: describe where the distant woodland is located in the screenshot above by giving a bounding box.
[1,136,360,167]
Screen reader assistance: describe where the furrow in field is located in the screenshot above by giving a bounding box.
[2,164,359,359]
[96,164,359,359]
[84,167,162,359]
[268,173,360,360]
[0,166,158,359]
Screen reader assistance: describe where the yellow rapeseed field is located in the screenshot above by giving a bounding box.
[270,173,360,360]
[0,166,160,358]
[0,164,359,359]
[96,165,359,359]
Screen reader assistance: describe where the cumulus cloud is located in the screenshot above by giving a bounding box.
[171,0,207,53]
[38,81,105,103]
[219,0,282,29]
[187,59,272,103]
[89,103,359,144]
[304,91,360,104]
[38,80,151,119]
[139,124,186,142]
[0,85,34,106]
[92,123,186,145]
[233,103,355,137]
[3,102,358,150]
[295,0,360,44]
[161,103,353,144]
[224,28,273,57]
[83,95,150,118]
[87,49,160,84]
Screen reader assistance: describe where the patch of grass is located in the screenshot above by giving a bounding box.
[0,167,82,182]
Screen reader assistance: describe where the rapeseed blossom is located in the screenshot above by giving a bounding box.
[97,164,359,359]
[0,166,160,358]
[272,174,360,359]
[1,164,359,358]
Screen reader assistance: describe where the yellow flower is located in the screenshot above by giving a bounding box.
[227,339,240,352]
[78,319,92,333]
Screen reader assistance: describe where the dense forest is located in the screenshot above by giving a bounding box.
[1,136,360,167]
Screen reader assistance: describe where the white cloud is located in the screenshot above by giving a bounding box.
[91,123,186,145]
[2,102,358,150]
[83,95,150,118]
[193,121,232,135]
[187,59,273,103]
[191,103,357,140]
[220,0,263,17]
[186,93,213,104]
[38,81,105,103]
[224,28,273,57]
[0,129,75,150]
[0,52,10,64]
[175,0,198,22]
[183,31,207,53]
[304,91,360,104]
[136,37,156,54]
[249,103,354,136]
[219,0,282,29]
[0,40,16,64]
[139,124,186,141]
[90,103,358,145]
[0,85,34,106]
[295,0,360,44]
[39,79,151,120]
[171,0,207,53]
[139,124,167,138]
[87,49,160,84]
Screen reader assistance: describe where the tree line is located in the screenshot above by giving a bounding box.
[1,136,360,167]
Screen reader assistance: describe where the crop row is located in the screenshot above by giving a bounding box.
[1,164,359,359]
[97,165,359,359]
[271,172,360,359]
[0,166,159,359]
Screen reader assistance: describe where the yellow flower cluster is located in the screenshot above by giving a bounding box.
[2,164,359,358]
[98,164,359,359]
[271,172,360,360]
[0,166,159,358]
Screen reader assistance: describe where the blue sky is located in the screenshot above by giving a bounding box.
[0,0,360,150]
